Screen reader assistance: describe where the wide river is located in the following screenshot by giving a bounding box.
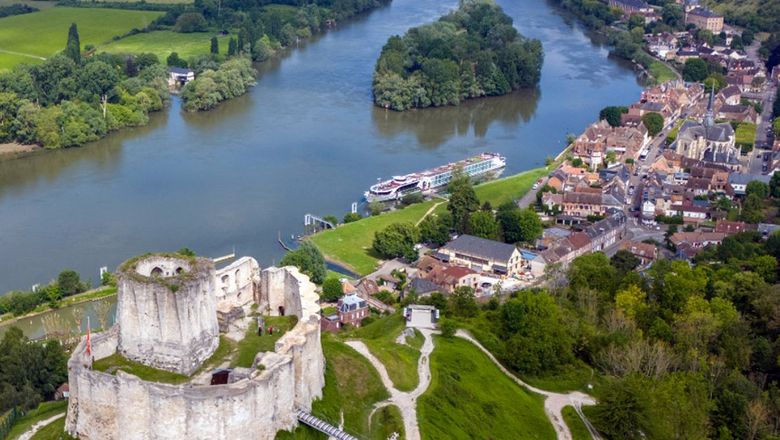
[0,0,643,294]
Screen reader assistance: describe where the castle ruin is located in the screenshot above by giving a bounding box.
[65,253,325,440]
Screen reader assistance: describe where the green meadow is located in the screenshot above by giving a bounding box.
[100,31,233,62]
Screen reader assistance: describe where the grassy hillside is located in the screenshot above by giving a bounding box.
[0,8,163,70]
[710,0,780,32]
[418,337,554,440]
[100,31,232,62]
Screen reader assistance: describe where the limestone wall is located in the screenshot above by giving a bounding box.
[66,264,324,440]
[215,257,259,309]
[116,255,219,375]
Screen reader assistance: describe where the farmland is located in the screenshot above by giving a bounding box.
[100,31,233,62]
[0,7,163,70]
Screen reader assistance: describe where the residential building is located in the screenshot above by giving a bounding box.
[672,231,726,258]
[438,234,522,277]
[714,220,750,235]
[685,7,724,33]
[618,241,658,266]
[729,173,771,196]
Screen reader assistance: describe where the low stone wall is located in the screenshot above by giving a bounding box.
[66,265,324,440]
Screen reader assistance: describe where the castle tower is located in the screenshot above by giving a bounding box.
[115,254,219,375]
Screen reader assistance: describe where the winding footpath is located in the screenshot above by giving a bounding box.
[345,328,435,440]
[17,412,66,440]
[456,330,600,440]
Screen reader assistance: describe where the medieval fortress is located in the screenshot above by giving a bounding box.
[65,253,325,439]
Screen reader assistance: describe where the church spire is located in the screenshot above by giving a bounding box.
[704,82,715,127]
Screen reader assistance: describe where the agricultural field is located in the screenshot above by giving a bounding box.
[100,31,233,62]
[0,7,163,70]
[418,336,555,439]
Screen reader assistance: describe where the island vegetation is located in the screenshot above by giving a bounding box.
[372,0,543,111]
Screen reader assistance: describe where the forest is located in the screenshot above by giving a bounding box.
[371,0,543,111]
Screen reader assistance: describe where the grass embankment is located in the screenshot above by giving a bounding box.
[100,31,232,62]
[0,8,163,70]
[346,314,422,392]
[233,315,298,368]
[310,167,548,276]
[276,334,393,439]
[369,405,404,440]
[93,353,190,384]
[562,406,591,440]
[5,401,67,440]
[29,416,74,440]
[418,336,554,440]
[647,59,678,84]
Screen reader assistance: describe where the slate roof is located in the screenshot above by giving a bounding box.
[689,7,722,18]
[409,277,441,295]
[442,235,517,263]
[678,120,734,143]
[728,173,770,186]
[168,67,193,75]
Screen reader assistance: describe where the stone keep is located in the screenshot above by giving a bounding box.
[116,255,219,375]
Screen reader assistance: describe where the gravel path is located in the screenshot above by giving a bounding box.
[345,328,435,440]
[456,330,599,440]
[17,412,66,440]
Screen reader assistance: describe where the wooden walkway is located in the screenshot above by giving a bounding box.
[296,410,359,440]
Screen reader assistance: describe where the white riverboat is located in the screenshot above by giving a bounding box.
[364,152,506,202]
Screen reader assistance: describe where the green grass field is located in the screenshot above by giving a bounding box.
[310,167,548,275]
[418,336,555,440]
[5,401,67,440]
[233,315,298,368]
[28,416,74,440]
[647,59,678,85]
[562,406,592,440]
[346,314,422,392]
[100,31,232,62]
[736,122,757,148]
[369,405,404,440]
[0,7,163,70]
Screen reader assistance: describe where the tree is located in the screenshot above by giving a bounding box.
[662,3,683,27]
[372,222,420,260]
[343,212,362,223]
[321,278,342,302]
[770,172,780,198]
[210,36,219,55]
[279,241,326,284]
[682,58,708,82]
[174,12,208,33]
[228,38,237,56]
[745,180,769,199]
[569,253,618,293]
[591,377,651,440]
[468,211,501,240]
[419,214,450,246]
[57,269,83,297]
[65,23,80,65]
[599,106,628,127]
[125,56,138,77]
[611,249,640,272]
[167,52,187,68]
[447,172,479,234]
[439,317,456,338]
[448,286,477,318]
[642,112,664,137]
[628,14,645,31]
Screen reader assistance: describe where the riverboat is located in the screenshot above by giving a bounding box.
[364,152,506,202]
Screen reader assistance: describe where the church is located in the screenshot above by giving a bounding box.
[674,86,739,170]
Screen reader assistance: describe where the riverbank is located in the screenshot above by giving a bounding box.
[309,166,550,276]
[0,142,41,160]
[0,286,116,328]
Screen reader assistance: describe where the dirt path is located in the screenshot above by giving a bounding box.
[17,412,66,440]
[0,48,46,61]
[456,330,599,440]
[415,200,446,226]
[345,328,435,440]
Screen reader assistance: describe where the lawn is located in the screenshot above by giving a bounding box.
[29,416,74,440]
[100,31,233,63]
[346,313,422,392]
[736,122,757,151]
[232,315,298,368]
[418,336,555,440]
[193,335,238,375]
[276,334,390,439]
[6,401,67,440]
[562,406,592,440]
[647,59,678,85]
[369,405,404,440]
[308,201,436,275]
[0,8,163,69]
[310,167,548,276]
[92,352,190,384]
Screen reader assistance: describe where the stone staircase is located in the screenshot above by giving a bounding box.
[296,410,359,440]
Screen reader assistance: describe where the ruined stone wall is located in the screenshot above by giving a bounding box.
[215,257,259,309]
[116,255,219,375]
[66,264,324,440]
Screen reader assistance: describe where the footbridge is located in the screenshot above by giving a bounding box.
[304,214,335,233]
[296,410,359,440]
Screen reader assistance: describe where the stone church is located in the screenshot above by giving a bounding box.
[675,86,738,170]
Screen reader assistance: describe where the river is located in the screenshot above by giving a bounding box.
[0,0,643,297]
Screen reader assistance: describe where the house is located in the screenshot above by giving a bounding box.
[675,49,700,62]
[670,231,725,255]
[407,277,442,297]
[714,220,750,235]
[718,104,759,124]
[55,383,70,400]
[646,33,679,59]
[728,173,771,196]
[571,120,650,168]
[418,262,480,294]
[168,67,195,87]
[608,0,652,15]
[718,85,742,105]
[519,249,547,278]
[618,241,658,266]
[585,210,627,251]
[685,7,723,33]
[438,234,522,277]
[338,293,369,328]
[403,305,439,329]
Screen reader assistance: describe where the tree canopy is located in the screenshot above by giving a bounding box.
[372,1,543,110]
[279,241,327,284]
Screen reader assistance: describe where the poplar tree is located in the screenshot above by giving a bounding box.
[210,36,219,55]
[66,23,81,65]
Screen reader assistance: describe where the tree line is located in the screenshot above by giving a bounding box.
[0,270,91,318]
[0,3,37,18]
[372,0,543,111]
[0,25,168,149]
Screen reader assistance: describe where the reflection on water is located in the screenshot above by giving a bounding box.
[372,88,541,148]
[0,296,116,340]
